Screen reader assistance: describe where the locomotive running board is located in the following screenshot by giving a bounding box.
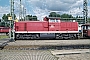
[15,31,79,33]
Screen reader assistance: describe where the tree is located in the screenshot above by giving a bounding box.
[1,13,16,27]
[25,15,37,21]
[26,15,32,20]
[49,12,60,17]
[2,14,7,21]
[88,18,90,23]
[49,12,74,18]
[32,16,37,21]
[2,13,16,22]
[60,14,73,18]
[0,22,5,27]
[0,19,1,22]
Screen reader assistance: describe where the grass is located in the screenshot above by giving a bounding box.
[0,35,9,40]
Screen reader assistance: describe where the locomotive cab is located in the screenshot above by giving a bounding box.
[81,24,90,38]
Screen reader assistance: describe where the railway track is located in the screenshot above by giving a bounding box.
[0,39,90,50]
[3,44,90,50]
[2,39,90,50]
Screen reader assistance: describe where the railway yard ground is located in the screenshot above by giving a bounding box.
[0,38,90,60]
[0,35,9,40]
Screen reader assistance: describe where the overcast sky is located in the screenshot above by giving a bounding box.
[0,0,90,20]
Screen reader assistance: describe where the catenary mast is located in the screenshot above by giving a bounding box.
[83,0,88,24]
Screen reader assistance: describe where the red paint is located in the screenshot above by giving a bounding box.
[0,27,10,33]
[15,17,78,32]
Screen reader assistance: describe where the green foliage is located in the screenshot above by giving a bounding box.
[0,19,1,22]
[1,13,16,27]
[60,14,73,18]
[2,13,16,21]
[76,16,83,18]
[88,18,90,20]
[0,22,5,27]
[26,15,32,20]
[49,12,60,17]
[25,15,37,21]
[88,18,90,23]
[49,12,73,18]
[2,14,7,21]
[0,35,9,40]
[0,22,10,27]
[32,16,37,21]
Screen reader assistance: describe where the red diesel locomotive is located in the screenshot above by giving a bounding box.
[15,17,79,39]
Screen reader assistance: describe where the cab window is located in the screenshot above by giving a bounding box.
[49,19,55,22]
[82,25,90,30]
[49,19,59,22]
[88,26,90,30]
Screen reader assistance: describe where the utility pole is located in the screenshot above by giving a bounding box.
[25,8,26,21]
[10,0,14,41]
[22,5,24,21]
[19,0,22,21]
[83,0,88,24]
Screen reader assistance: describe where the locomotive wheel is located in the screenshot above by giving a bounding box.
[55,34,63,39]
[15,34,20,39]
[69,34,74,39]
[30,34,40,39]
[55,34,59,39]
